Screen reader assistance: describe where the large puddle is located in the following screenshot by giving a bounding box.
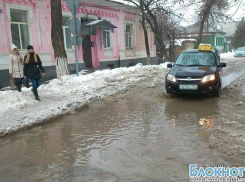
[222,66,245,88]
[0,95,236,182]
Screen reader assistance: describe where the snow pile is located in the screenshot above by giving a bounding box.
[0,64,168,136]
[220,52,234,60]
[0,89,36,113]
[39,63,167,100]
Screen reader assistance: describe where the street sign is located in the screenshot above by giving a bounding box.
[71,36,83,45]
[66,0,80,16]
[69,18,81,35]
[0,9,2,14]
[91,41,94,47]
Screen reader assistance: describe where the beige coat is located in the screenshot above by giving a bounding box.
[9,53,24,78]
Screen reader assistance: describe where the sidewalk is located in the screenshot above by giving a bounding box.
[0,63,169,137]
[0,67,106,92]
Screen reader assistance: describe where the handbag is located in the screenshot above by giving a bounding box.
[22,78,30,88]
[10,77,15,88]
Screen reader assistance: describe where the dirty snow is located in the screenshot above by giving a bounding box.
[220,52,235,60]
[0,89,36,113]
[0,63,169,136]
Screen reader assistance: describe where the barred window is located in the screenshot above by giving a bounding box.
[103,30,111,49]
[125,24,132,49]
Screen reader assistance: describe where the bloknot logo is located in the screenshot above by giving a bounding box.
[189,164,245,181]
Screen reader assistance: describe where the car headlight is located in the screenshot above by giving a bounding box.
[202,74,215,83]
[167,74,177,83]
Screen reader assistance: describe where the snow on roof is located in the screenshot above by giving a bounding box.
[85,19,117,28]
[107,0,125,5]
[175,39,197,46]
[165,39,197,48]
[85,20,104,26]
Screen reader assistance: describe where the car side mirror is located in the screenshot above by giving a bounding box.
[218,62,226,67]
[167,63,173,68]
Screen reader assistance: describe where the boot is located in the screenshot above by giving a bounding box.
[33,88,40,101]
[16,82,21,92]
[19,80,22,91]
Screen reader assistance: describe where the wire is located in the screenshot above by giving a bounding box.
[79,2,138,9]
[231,0,243,17]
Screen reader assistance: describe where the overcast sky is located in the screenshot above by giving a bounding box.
[111,0,245,26]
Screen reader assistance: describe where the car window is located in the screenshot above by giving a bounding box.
[175,52,215,66]
[237,47,245,51]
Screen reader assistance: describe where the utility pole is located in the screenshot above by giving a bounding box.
[173,30,175,61]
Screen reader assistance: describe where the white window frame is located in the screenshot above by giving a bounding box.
[6,3,33,50]
[125,24,132,49]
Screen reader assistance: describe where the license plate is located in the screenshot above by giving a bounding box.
[179,85,198,90]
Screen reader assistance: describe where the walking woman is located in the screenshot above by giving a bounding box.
[9,46,24,92]
[24,45,45,101]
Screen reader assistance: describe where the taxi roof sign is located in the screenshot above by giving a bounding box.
[198,44,212,51]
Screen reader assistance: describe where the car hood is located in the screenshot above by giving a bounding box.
[169,65,217,77]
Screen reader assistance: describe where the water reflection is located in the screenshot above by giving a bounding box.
[199,117,215,130]
[164,97,218,125]
[164,96,219,143]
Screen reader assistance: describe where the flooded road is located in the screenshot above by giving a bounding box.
[0,58,245,182]
[0,95,237,182]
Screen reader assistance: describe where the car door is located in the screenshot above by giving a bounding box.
[214,52,222,84]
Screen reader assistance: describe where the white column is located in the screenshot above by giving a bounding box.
[35,7,42,46]
[134,17,137,47]
[44,9,50,45]
[0,2,7,46]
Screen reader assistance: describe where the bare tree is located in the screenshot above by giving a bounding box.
[155,9,183,61]
[124,0,183,62]
[193,0,230,48]
[140,0,151,64]
[232,20,245,48]
[51,0,69,78]
[123,0,152,64]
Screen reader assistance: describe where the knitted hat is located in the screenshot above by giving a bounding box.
[27,45,34,50]
[11,44,17,51]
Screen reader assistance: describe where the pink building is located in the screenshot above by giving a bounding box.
[0,0,157,88]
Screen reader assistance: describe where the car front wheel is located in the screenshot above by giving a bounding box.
[212,82,221,97]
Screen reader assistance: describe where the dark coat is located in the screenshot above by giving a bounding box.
[24,53,45,80]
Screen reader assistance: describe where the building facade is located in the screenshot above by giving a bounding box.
[182,25,227,53]
[220,21,240,52]
[0,0,157,88]
[220,21,239,37]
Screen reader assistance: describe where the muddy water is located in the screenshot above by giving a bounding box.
[0,95,236,182]
[222,66,245,88]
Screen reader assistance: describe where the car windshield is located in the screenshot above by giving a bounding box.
[236,47,245,51]
[174,52,215,66]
